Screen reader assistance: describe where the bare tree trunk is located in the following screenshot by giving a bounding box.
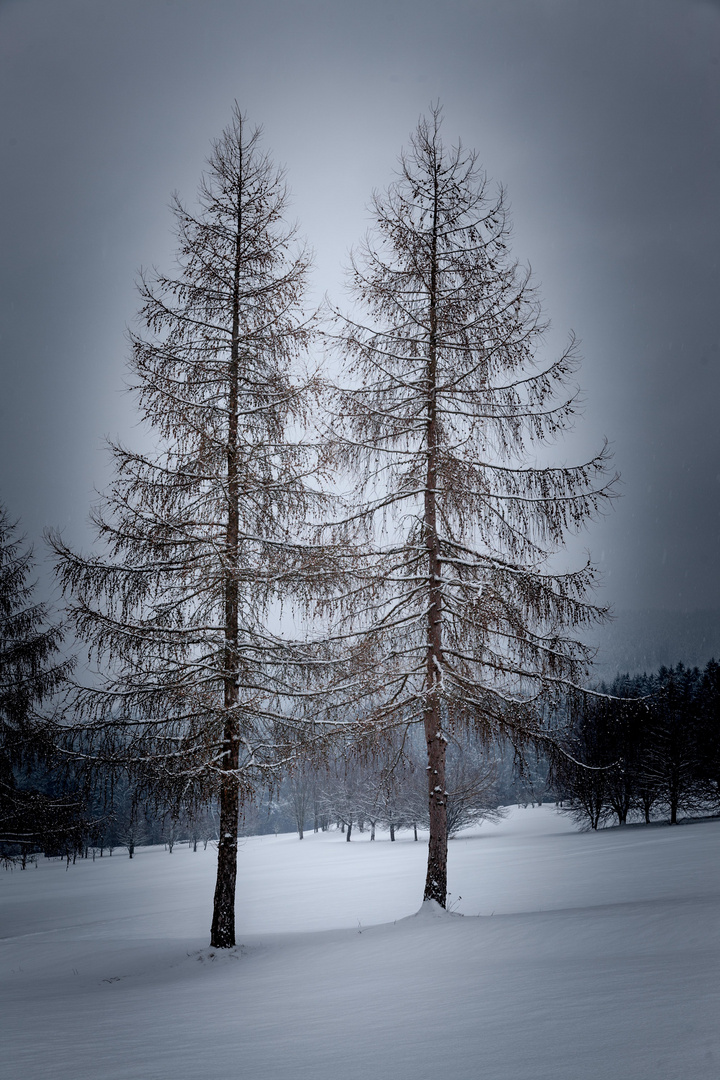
[424,693,447,902]
[211,736,239,946]
[210,182,243,950]
[423,179,448,907]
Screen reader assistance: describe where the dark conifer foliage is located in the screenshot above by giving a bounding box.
[0,506,76,864]
[553,662,720,828]
[50,107,323,945]
[698,660,720,795]
[643,666,702,824]
[328,106,615,906]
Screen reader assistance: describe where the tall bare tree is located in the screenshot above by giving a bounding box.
[51,107,321,947]
[329,107,615,907]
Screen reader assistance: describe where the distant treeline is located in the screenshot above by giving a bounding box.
[3,660,718,865]
[1,721,541,864]
[552,661,720,829]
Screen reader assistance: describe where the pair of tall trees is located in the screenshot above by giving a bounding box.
[51,104,613,945]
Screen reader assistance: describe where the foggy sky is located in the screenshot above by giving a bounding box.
[1,0,719,624]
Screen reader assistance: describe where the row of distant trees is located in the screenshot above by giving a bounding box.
[2,669,507,860]
[0,504,516,857]
[12,650,720,861]
[552,662,720,829]
[3,489,717,857]
[4,506,719,861]
[280,732,506,842]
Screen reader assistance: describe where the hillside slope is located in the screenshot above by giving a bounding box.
[2,807,718,1080]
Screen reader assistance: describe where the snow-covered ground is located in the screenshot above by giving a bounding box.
[2,806,719,1080]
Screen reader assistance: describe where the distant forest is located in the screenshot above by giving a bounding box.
[4,658,719,865]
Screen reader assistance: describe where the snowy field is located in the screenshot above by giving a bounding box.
[2,806,719,1080]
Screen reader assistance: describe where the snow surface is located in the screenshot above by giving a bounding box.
[2,806,719,1080]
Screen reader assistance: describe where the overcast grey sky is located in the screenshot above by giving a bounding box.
[1,0,719,621]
